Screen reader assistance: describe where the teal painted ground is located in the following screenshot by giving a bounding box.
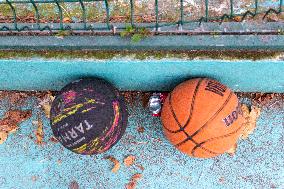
[0,94,283,189]
[0,58,284,92]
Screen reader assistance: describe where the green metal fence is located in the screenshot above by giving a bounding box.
[0,0,283,34]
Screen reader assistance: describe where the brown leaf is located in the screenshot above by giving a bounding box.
[125,181,136,189]
[124,155,136,167]
[135,164,145,171]
[226,143,237,156]
[49,136,59,143]
[0,110,32,128]
[141,92,151,108]
[34,115,44,145]
[125,173,142,189]
[0,110,32,144]
[39,92,55,119]
[0,124,18,133]
[105,156,120,173]
[137,126,145,133]
[131,173,142,181]
[0,91,8,100]
[8,92,28,106]
[240,104,261,140]
[0,132,8,144]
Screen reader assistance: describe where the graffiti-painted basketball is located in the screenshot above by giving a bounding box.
[50,78,128,155]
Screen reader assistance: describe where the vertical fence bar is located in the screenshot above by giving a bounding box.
[104,0,110,30]
[280,0,283,12]
[54,0,63,30]
[254,0,258,14]
[5,0,17,30]
[78,0,87,30]
[180,0,184,25]
[205,0,208,22]
[230,0,234,17]
[155,0,159,31]
[130,0,134,26]
[30,0,40,30]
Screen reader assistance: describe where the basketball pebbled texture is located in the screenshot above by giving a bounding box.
[161,78,245,158]
[50,78,128,155]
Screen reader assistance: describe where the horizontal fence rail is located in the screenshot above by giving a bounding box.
[0,0,283,34]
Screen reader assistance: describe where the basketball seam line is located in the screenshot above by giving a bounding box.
[191,123,244,156]
[181,78,203,131]
[167,78,204,156]
[165,78,204,133]
[191,91,234,138]
[174,90,235,156]
[163,126,216,155]
[175,90,233,147]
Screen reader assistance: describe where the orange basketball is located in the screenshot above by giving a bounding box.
[161,78,245,158]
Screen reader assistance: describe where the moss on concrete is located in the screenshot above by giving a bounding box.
[0,50,282,61]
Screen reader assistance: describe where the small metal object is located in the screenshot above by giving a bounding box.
[149,92,168,117]
[149,93,162,116]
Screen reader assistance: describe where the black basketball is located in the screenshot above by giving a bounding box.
[50,78,128,155]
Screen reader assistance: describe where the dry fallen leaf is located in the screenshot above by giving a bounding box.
[105,156,120,173]
[0,110,32,129]
[124,155,136,167]
[137,126,145,133]
[0,109,32,144]
[131,173,142,181]
[0,124,17,133]
[49,136,59,143]
[0,91,8,100]
[226,104,261,156]
[125,181,136,189]
[34,115,44,145]
[226,143,237,156]
[63,17,72,23]
[8,92,28,106]
[125,173,143,189]
[135,164,145,171]
[240,104,261,140]
[0,131,8,144]
[40,92,55,119]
